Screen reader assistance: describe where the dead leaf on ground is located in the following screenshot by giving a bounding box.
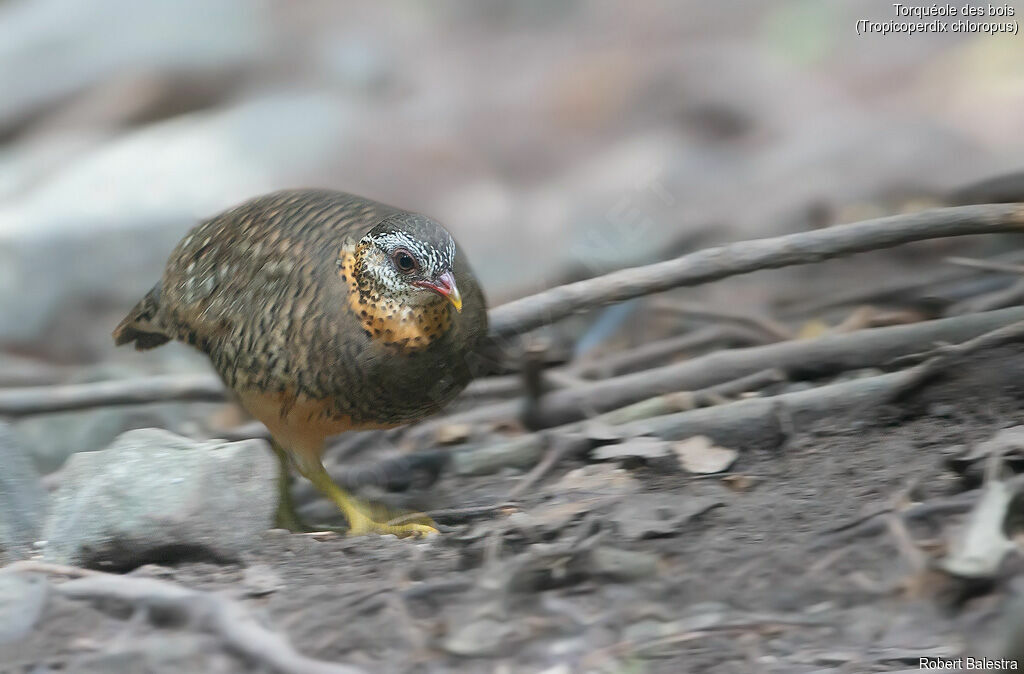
[547,464,642,498]
[673,436,738,474]
[591,437,671,462]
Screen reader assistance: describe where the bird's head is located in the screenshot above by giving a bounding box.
[354,213,462,312]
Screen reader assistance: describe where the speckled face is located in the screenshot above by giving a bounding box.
[355,213,459,309]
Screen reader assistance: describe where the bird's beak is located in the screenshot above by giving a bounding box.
[415,270,462,312]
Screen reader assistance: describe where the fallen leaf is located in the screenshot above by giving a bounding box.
[674,436,738,474]
[548,464,641,498]
[592,437,671,462]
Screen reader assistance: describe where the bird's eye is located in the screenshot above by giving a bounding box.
[392,249,418,273]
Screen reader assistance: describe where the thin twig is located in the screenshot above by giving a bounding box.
[423,306,1024,434]
[572,325,765,379]
[946,256,1024,275]
[817,475,1024,546]
[508,434,590,499]
[946,277,1024,315]
[385,502,518,527]
[652,299,793,341]
[489,203,1024,338]
[5,566,365,674]
[0,374,227,416]
[885,319,1024,403]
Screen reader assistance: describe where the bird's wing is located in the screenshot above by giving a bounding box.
[158,189,395,354]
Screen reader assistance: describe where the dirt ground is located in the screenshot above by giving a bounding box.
[6,341,1024,673]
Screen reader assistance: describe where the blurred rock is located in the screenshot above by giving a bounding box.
[0,422,48,560]
[0,93,354,353]
[442,616,520,658]
[587,546,660,582]
[0,573,48,645]
[608,493,723,540]
[0,0,270,134]
[42,428,275,568]
[15,402,219,474]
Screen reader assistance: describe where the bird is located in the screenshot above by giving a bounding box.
[113,189,488,537]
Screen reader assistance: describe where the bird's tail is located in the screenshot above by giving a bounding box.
[112,284,171,350]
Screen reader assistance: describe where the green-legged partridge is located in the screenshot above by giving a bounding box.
[114,189,488,537]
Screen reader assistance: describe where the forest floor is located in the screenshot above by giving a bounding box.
[6,340,1024,673]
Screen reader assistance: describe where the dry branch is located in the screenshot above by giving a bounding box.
[423,306,1024,435]
[817,475,1024,547]
[454,313,1024,477]
[611,370,910,444]
[652,299,793,341]
[946,277,1024,315]
[488,203,1024,338]
[453,370,905,476]
[0,374,226,416]
[885,318,1024,402]
[572,325,766,379]
[39,571,366,674]
[946,256,1024,275]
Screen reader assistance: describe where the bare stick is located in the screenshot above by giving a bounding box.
[488,203,1024,338]
[46,572,366,674]
[946,256,1024,275]
[946,277,1024,315]
[571,325,765,379]
[652,299,793,341]
[818,474,1024,547]
[594,368,785,426]
[454,354,990,477]
[886,318,1024,402]
[507,433,591,499]
[4,307,1024,423]
[424,306,1024,434]
[0,374,226,416]
[610,370,913,444]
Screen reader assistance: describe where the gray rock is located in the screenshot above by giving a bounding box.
[0,422,48,559]
[0,573,48,645]
[42,428,275,568]
[587,546,660,582]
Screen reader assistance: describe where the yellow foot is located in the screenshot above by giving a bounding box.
[342,499,439,538]
[294,455,439,538]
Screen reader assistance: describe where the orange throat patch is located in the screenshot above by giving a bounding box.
[337,246,453,352]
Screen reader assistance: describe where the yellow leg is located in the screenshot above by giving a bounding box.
[271,441,313,532]
[294,454,439,538]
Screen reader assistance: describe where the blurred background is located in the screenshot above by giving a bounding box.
[1,0,1023,469]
